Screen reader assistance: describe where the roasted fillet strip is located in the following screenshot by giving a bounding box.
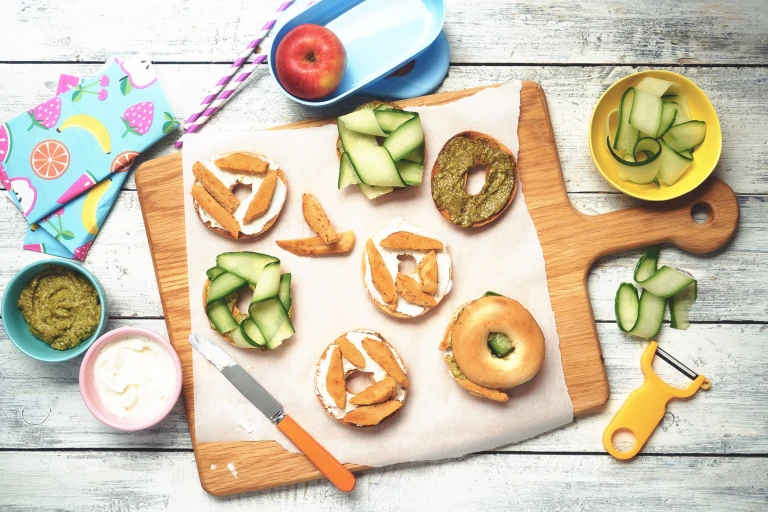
[214,152,270,175]
[191,183,240,238]
[326,346,346,409]
[380,231,443,250]
[366,240,397,308]
[335,335,366,368]
[343,400,403,426]
[362,337,409,388]
[277,231,355,256]
[349,377,397,406]
[302,193,342,244]
[192,161,239,214]
[415,250,438,295]
[396,272,438,307]
[244,170,278,223]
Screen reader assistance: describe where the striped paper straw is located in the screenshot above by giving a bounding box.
[175,53,267,148]
[181,0,294,130]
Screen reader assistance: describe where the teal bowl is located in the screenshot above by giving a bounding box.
[1,260,108,362]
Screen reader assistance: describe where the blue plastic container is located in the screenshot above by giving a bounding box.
[362,30,450,99]
[269,0,447,106]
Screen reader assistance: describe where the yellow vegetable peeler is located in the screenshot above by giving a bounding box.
[603,341,710,459]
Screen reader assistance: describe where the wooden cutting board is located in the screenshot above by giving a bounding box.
[135,82,739,495]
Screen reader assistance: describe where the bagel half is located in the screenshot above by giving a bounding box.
[335,100,426,162]
[314,329,408,427]
[430,131,518,229]
[361,218,453,319]
[192,154,288,240]
[440,295,545,402]
[201,279,293,348]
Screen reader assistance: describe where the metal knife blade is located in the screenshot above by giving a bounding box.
[189,333,283,422]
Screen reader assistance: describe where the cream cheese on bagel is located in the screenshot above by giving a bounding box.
[363,218,452,317]
[195,153,288,236]
[314,329,407,423]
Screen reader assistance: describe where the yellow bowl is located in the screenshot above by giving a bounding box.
[588,70,722,201]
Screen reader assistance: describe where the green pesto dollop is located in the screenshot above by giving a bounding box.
[431,135,516,228]
[17,267,101,351]
[444,354,466,380]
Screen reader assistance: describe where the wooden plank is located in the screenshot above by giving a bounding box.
[1,451,767,510]
[134,82,602,495]
[1,0,766,64]
[1,192,764,321]
[1,65,765,195]
[2,321,766,455]
[134,82,741,494]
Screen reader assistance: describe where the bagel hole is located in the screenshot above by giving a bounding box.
[488,332,514,359]
[465,165,488,195]
[346,371,374,394]
[236,287,253,313]
[611,428,637,453]
[397,254,418,275]
[232,183,252,201]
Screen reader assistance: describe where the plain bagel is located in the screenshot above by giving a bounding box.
[430,131,518,228]
[439,294,545,401]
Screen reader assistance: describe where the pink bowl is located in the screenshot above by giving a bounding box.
[79,326,183,431]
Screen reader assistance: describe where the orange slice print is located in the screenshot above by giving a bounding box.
[111,151,139,173]
[30,140,70,180]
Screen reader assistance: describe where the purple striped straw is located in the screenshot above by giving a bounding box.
[175,53,267,147]
[180,0,294,130]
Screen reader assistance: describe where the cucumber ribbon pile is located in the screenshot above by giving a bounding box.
[606,77,707,186]
[205,252,294,350]
[615,246,697,338]
[337,105,425,199]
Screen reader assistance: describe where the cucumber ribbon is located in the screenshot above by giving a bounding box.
[615,246,698,338]
[605,77,706,186]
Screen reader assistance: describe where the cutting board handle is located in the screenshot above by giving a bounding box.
[577,178,739,264]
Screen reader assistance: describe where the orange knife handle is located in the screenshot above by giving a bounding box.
[277,414,356,492]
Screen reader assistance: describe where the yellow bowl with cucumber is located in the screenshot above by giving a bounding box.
[589,70,722,201]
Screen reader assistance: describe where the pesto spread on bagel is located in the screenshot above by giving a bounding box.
[431,132,517,228]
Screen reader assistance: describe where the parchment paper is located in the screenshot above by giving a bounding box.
[182,82,574,467]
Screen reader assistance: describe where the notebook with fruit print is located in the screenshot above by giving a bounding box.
[0,54,177,260]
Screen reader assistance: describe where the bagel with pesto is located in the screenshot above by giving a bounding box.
[439,293,545,402]
[431,131,518,228]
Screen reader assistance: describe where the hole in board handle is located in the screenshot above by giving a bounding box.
[691,202,713,225]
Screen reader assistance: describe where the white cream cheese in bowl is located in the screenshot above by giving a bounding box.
[80,327,182,431]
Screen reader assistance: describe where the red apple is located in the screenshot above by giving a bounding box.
[275,24,347,101]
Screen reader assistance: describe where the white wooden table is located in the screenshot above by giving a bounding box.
[1,1,767,509]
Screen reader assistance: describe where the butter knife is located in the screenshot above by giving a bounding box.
[189,333,356,492]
